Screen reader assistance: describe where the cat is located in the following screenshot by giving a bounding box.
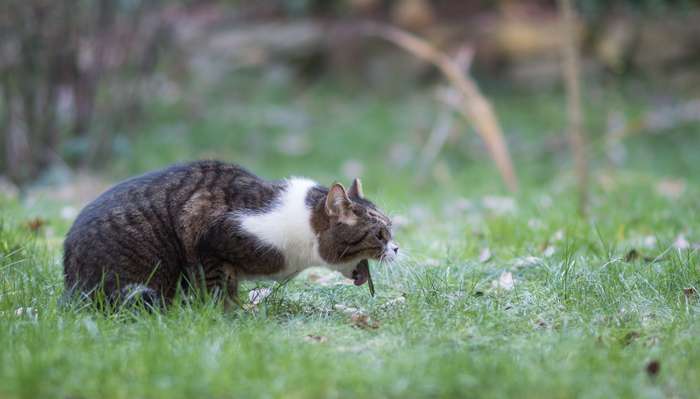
[63,160,398,308]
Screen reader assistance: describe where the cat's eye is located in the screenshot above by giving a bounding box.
[375,228,389,242]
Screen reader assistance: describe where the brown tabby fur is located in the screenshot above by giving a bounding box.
[63,160,394,307]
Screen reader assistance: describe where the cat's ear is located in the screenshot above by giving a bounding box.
[348,178,364,199]
[325,183,354,222]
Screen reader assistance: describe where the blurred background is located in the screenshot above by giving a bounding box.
[1,0,699,211]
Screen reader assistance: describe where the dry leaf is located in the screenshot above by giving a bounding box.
[248,288,273,305]
[304,335,328,343]
[25,218,46,233]
[624,249,639,262]
[645,360,660,377]
[351,313,380,330]
[479,247,492,263]
[492,271,515,290]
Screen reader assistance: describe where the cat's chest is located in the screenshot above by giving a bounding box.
[237,239,321,281]
[236,178,326,278]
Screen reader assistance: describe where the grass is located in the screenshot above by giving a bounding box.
[1,74,699,398]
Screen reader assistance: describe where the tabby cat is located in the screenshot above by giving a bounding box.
[63,160,397,307]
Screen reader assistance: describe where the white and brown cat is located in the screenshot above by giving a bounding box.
[63,160,398,307]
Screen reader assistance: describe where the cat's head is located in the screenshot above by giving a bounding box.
[310,178,398,279]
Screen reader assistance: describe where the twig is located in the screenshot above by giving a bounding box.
[363,22,518,192]
[558,0,588,215]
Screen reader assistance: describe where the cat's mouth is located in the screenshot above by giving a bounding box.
[351,259,375,297]
[351,263,369,286]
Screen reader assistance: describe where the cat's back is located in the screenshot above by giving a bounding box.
[69,161,234,230]
[69,160,259,229]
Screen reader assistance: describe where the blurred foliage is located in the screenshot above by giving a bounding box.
[1,0,699,189]
[579,0,700,15]
[0,0,169,186]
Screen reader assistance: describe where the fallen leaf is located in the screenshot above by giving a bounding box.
[683,287,697,298]
[25,218,46,233]
[645,360,660,377]
[248,288,273,305]
[492,271,515,290]
[479,247,492,263]
[624,248,639,262]
[304,335,328,343]
[351,313,380,330]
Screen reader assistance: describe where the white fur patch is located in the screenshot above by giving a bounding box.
[238,178,325,280]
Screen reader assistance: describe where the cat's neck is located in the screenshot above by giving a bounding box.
[238,177,325,274]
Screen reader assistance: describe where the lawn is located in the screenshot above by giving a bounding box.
[1,76,699,398]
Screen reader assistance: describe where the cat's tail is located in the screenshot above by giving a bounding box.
[61,280,164,311]
[119,284,164,310]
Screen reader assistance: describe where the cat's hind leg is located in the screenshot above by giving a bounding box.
[221,264,240,312]
[196,256,241,311]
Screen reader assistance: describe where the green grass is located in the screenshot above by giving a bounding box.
[1,76,699,398]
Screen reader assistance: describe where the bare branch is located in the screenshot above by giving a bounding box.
[558,0,588,215]
[363,22,518,192]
